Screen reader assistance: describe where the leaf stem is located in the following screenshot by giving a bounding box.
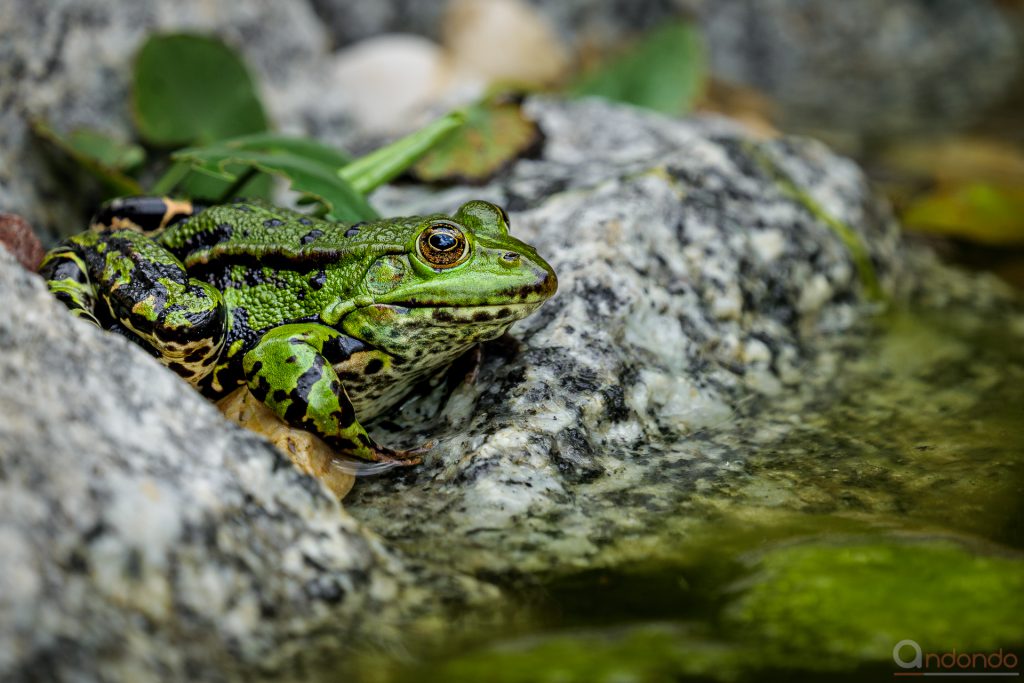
[215,166,259,203]
[150,161,192,196]
[339,110,466,195]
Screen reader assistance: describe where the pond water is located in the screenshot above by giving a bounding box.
[379,306,1024,682]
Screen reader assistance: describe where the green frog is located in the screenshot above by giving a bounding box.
[39,197,557,472]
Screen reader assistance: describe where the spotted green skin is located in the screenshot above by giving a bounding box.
[39,199,557,467]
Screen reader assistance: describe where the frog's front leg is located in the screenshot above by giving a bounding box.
[243,324,426,468]
[39,230,226,385]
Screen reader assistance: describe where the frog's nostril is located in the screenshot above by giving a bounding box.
[502,252,520,263]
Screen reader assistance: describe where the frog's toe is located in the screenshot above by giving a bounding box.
[330,457,416,477]
[409,440,436,456]
[372,440,434,466]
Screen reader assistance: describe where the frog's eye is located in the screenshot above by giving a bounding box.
[417,223,469,268]
[454,200,509,236]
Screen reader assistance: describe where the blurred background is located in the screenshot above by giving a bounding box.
[2,0,1023,286]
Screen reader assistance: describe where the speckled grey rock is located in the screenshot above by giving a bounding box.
[697,0,1020,141]
[347,97,906,575]
[0,248,498,682]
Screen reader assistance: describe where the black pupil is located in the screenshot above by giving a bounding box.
[429,232,458,251]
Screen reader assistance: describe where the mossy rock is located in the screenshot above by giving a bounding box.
[403,537,1024,682]
[722,538,1024,668]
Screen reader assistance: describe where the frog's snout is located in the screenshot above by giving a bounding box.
[509,250,557,303]
[537,263,558,299]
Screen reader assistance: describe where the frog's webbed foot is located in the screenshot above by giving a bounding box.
[245,324,426,473]
[371,440,435,466]
[329,441,433,477]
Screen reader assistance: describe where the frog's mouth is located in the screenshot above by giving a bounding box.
[375,302,542,326]
[373,260,558,315]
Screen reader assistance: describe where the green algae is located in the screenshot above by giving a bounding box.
[399,537,1024,683]
[723,539,1024,668]
[408,624,744,683]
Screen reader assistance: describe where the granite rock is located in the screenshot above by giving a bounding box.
[308,0,449,47]
[0,247,496,682]
[350,97,907,575]
[308,0,677,49]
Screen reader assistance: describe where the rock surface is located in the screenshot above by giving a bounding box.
[0,247,497,681]
[352,98,908,575]
[308,0,675,50]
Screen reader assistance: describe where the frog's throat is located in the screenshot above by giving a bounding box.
[322,295,547,328]
[349,302,542,327]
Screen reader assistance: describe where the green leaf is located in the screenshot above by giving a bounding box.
[151,133,350,200]
[176,165,273,203]
[172,147,377,222]
[569,21,706,115]
[220,132,352,169]
[30,120,144,196]
[150,160,272,203]
[132,33,269,147]
[64,129,145,171]
[164,112,465,218]
[902,183,1024,246]
[150,161,194,196]
[340,110,465,194]
[409,101,539,185]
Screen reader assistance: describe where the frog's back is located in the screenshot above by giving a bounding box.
[157,199,416,268]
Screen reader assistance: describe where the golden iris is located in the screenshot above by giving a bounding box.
[417,224,468,268]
